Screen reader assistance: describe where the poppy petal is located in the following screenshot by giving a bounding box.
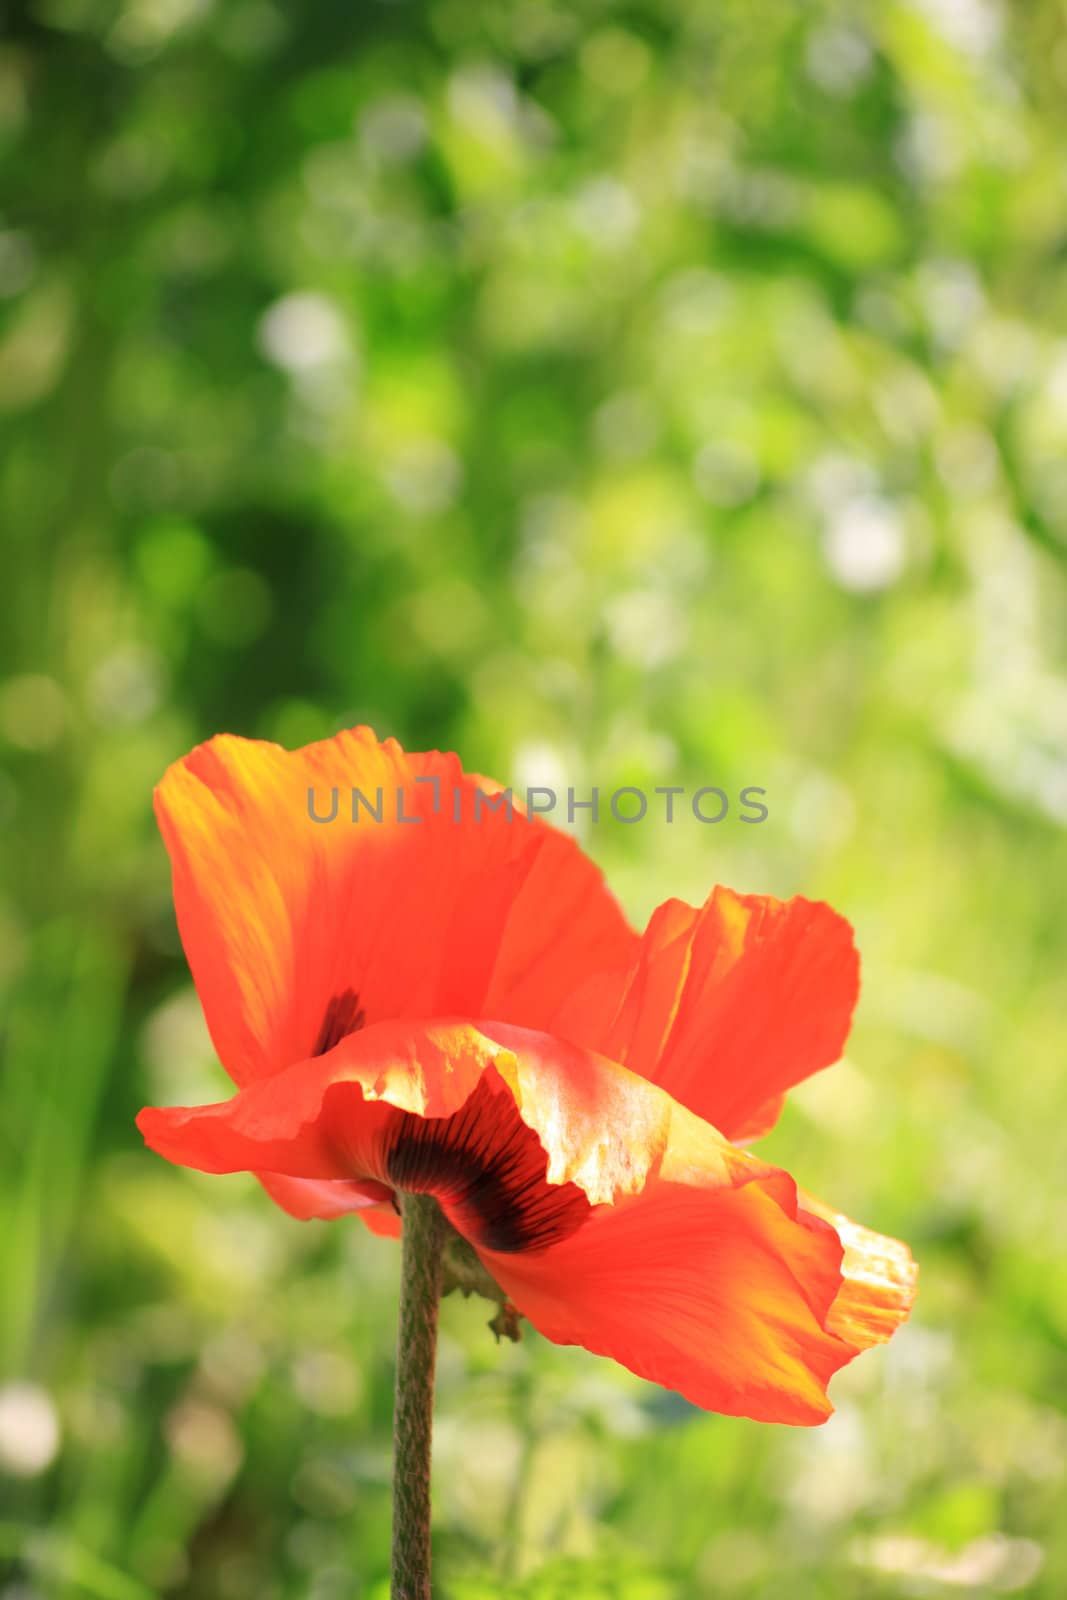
[155,729,635,1086]
[258,1175,403,1235]
[799,1194,918,1349]
[137,1019,502,1184]
[256,1172,403,1234]
[359,1204,403,1238]
[478,1172,859,1425]
[137,1018,785,1247]
[552,887,859,1143]
[256,1172,395,1221]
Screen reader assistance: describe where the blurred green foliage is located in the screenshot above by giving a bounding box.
[2,0,1067,1595]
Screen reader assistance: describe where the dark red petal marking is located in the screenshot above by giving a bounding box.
[314,989,366,1056]
[385,1072,591,1254]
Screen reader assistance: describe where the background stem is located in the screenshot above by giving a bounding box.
[391,1192,444,1600]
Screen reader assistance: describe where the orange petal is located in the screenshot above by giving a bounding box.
[552,887,859,1143]
[137,1018,785,1245]
[479,1174,857,1425]
[256,1173,395,1221]
[137,1018,502,1183]
[799,1193,918,1350]
[155,729,635,1086]
[258,1174,403,1234]
[358,1204,403,1239]
[257,1174,402,1233]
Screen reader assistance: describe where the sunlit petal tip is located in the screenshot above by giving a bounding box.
[801,1195,919,1351]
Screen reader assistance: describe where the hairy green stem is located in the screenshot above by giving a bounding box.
[391,1192,445,1600]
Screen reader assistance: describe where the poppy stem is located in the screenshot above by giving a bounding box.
[391,1191,445,1600]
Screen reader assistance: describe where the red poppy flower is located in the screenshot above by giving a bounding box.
[138,728,916,1424]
